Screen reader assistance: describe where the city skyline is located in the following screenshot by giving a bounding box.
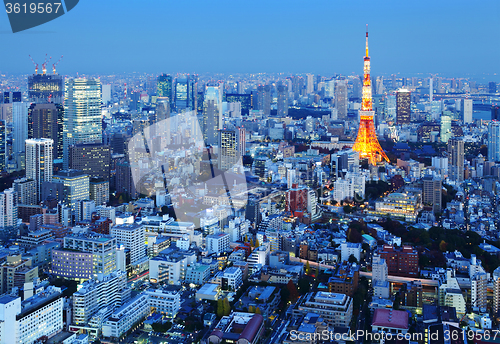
[0,0,498,79]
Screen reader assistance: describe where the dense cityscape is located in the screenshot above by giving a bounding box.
[0,12,500,344]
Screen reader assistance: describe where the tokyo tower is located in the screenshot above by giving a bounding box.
[352,25,389,166]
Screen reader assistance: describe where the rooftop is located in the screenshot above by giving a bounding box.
[372,309,409,329]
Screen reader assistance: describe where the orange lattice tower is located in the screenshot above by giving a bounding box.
[352,25,390,166]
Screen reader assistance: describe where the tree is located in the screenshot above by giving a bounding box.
[348,254,358,264]
[297,277,310,295]
[439,240,448,252]
[244,234,248,243]
[249,238,254,247]
[223,298,231,316]
[217,299,224,317]
[286,280,299,303]
[255,307,261,314]
[248,305,256,313]
[305,261,310,275]
[255,238,260,248]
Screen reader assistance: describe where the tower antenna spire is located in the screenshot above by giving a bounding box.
[365,24,369,57]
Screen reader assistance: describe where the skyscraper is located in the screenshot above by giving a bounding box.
[489,82,497,94]
[68,143,111,180]
[28,103,63,160]
[488,121,500,162]
[157,74,173,108]
[429,78,433,101]
[52,170,90,211]
[12,102,30,154]
[174,76,197,111]
[396,89,411,124]
[63,78,102,169]
[0,187,17,231]
[447,139,464,182]
[423,176,442,214]
[25,138,53,203]
[277,85,288,117]
[0,120,5,172]
[203,85,223,146]
[218,128,245,170]
[335,80,348,120]
[461,98,473,124]
[28,74,64,104]
[306,74,314,94]
[256,85,271,116]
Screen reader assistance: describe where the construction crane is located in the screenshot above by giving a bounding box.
[52,55,63,74]
[41,54,49,75]
[28,55,38,74]
[42,55,52,75]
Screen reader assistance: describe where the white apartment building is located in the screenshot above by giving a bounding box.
[149,250,197,285]
[102,294,150,339]
[111,223,146,265]
[72,270,130,326]
[0,285,63,344]
[211,266,243,291]
[340,242,361,263]
[438,269,466,315]
[145,288,181,318]
[206,232,230,255]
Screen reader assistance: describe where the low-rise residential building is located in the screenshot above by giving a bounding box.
[211,266,243,291]
[102,294,150,340]
[292,292,353,327]
[185,264,211,285]
[145,287,181,318]
[235,286,280,319]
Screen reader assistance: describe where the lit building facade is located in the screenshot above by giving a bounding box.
[63,78,102,169]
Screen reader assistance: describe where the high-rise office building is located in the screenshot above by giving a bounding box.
[277,85,288,117]
[218,128,245,170]
[13,178,37,206]
[28,74,64,104]
[28,103,63,160]
[63,78,102,169]
[423,176,442,214]
[115,160,137,199]
[488,121,500,162]
[429,78,433,101]
[68,143,111,180]
[101,84,111,104]
[489,82,497,94]
[90,177,109,206]
[203,85,223,146]
[0,188,17,231]
[52,170,90,211]
[492,105,500,121]
[396,89,411,124]
[225,94,252,116]
[306,74,314,94]
[256,85,271,116]
[12,102,30,154]
[335,80,348,120]
[461,98,473,124]
[25,138,53,203]
[447,139,464,182]
[440,115,452,143]
[157,74,174,108]
[174,76,197,111]
[0,120,6,171]
[111,224,146,265]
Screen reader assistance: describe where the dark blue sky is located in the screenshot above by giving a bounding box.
[0,0,498,80]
